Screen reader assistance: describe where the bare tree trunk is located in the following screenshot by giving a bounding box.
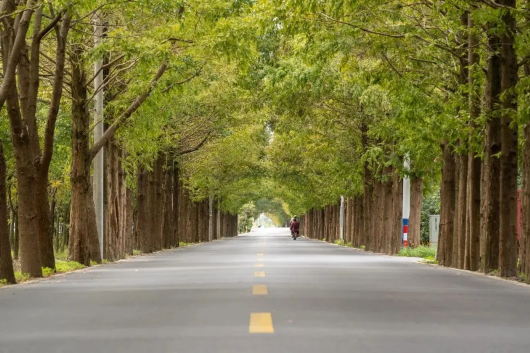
[162,157,173,249]
[409,177,423,248]
[105,138,119,261]
[137,167,151,253]
[147,167,156,251]
[172,168,180,247]
[392,173,403,255]
[499,0,519,278]
[153,156,164,250]
[383,167,393,254]
[481,30,502,273]
[375,180,384,252]
[456,153,467,270]
[125,187,134,255]
[466,16,482,272]
[68,47,101,266]
[0,141,16,284]
[437,143,456,267]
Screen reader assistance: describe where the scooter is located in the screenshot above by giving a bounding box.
[292,231,299,240]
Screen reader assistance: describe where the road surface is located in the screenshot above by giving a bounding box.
[1,228,530,353]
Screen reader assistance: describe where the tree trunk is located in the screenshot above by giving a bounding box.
[375,180,385,252]
[125,187,134,256]
[68,48,101,266]
[172,168,180,247]
[437,143,456,267]
[499,0,519,278]
[162,157,173,249]
[0,141,16,284]
[153,155,164,250]
[383,167,393,254]
[6,87,41,276]
[392,173,403,254]
[456,153,468,270]
[147,167,157,250]
[481,30,502,273]
[466,16,482,272]
[137,167,151,253]
[105,138,120,261]
[35,174,55,270]
[409,177,423,247]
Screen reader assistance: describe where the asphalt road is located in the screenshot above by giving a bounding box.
[1,228,530,353]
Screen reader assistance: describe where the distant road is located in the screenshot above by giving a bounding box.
[1,227,530,352]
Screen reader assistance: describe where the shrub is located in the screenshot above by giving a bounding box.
[397,245,436,259]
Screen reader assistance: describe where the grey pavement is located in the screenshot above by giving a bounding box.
[1,228,530,353]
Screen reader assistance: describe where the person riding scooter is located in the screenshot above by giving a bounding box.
[290,216,300,240]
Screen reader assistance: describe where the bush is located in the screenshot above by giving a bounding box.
[397,246,436,259]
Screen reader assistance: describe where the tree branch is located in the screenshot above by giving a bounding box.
[177,133,211,155]
[41,14,71,170]
[89,61,168,160]
[0,0,37,113]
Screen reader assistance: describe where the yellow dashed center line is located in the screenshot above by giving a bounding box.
[254,271,265,277]
[255,263,264,267]
[257,253,264,256]
[249,313,274,333]
[252,285,268,295]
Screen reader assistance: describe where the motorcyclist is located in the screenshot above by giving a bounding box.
[290,216,300,240]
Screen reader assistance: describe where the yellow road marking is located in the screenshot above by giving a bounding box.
[254,271,265,277]
[255,263,264,267]
[257,253,264,256]
[249,313,274,333]
[252,285,268,295]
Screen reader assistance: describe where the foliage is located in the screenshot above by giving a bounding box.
[397,246,437,259]
[421,189,441,245]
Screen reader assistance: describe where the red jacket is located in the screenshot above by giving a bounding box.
[290,220,300,232]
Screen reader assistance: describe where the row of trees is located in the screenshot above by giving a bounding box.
[0,0,254,284]
[248,0,530,281]
[5,0,530,285]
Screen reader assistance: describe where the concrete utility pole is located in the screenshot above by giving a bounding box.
[93,16,104,258]
[339,196,345,241]
[402,157,411,247]
[208,194,213,242]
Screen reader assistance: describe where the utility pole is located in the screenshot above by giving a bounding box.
[402,157,411,247]
[93,16,104,258]
[339,196,345,241]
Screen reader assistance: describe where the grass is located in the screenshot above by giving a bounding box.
[179,241,192,247]
[489,269,500,276]
[132,249,142,256]
[14,271,31,282]
[397,246,437,259]
[56,260,85,273]
[55,249,68,261]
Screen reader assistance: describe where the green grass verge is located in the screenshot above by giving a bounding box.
[397,246,436,259]
[179,241,192,247]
